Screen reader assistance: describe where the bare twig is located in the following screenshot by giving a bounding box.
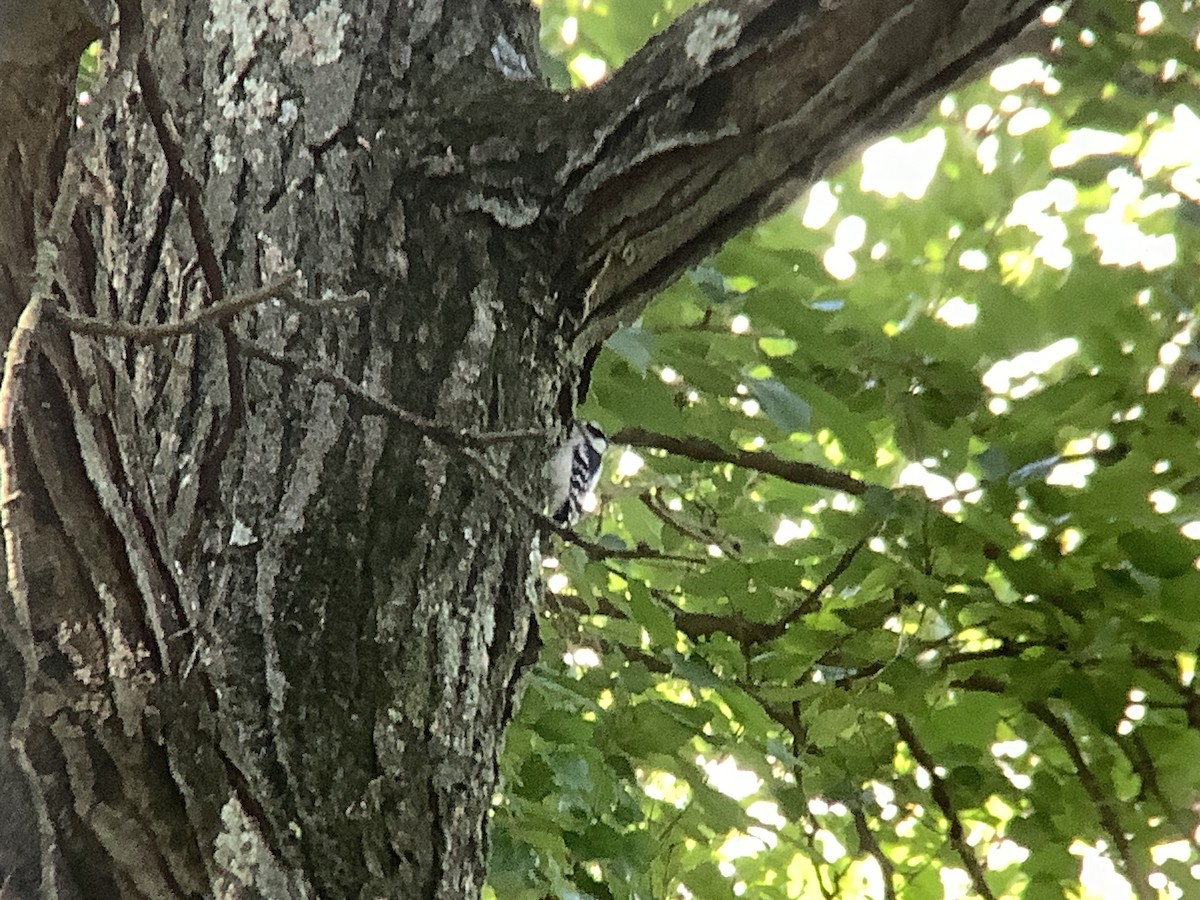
[0,297,47,640]
[283,290,372,314]
[0,299,45,454]
[51,274,302,342]
[571,541,705,563]
[234,336,546,447]
[609,535,871,647]
[895,715,996,900]
[123,29,239,546]
[615,426,868,495]
[238,336,701,561]
[640,490,715,546]
[0,150,88,637]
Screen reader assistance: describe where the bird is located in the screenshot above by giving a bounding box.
[548,421,608,526]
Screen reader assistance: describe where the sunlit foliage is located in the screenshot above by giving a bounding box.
[491,3,1200,898]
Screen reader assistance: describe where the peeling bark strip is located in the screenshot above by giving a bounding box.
[0,0,1046,897]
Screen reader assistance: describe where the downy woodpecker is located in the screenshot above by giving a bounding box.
[549,421,607,526]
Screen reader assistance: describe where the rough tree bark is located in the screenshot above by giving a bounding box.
[0,1,1045,897]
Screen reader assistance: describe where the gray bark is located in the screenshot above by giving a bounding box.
[0,0,1046,897]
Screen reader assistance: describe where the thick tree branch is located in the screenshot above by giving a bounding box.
[561,0,1048,339]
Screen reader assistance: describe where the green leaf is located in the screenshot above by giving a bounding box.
[682,862,738,900]
[923,693,1010,753]
[1119,528,1196,579]
[746,377,811,434]
[605,325,656,374]
[626,582,677,647]
[757,336,798,357]
[807,704,861,748]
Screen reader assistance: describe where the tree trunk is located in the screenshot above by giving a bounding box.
[0,1,1046,897]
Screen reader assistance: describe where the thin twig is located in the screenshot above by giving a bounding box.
[754,534,871,641]
[615,426,868,495]
[0,145,87,635]
[69,308,687,561]
[1120,731,1198,848]
[606,535,871,647]
[51,274,301,342]
[639,489,742,558]
[234,336,547,447]
[194,333,701,562]
[129,36,241,552]
[895,715,996,900]
[0,298,45,455]
[640,490,715,546]
[572,541,705,563]
[285,290,372,314]
[852,806,898,900]
[1029,702,1153,900]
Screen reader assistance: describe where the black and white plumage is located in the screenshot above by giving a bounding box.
[548,421,608,526]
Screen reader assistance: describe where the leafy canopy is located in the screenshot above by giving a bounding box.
[491,2,1200,898]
